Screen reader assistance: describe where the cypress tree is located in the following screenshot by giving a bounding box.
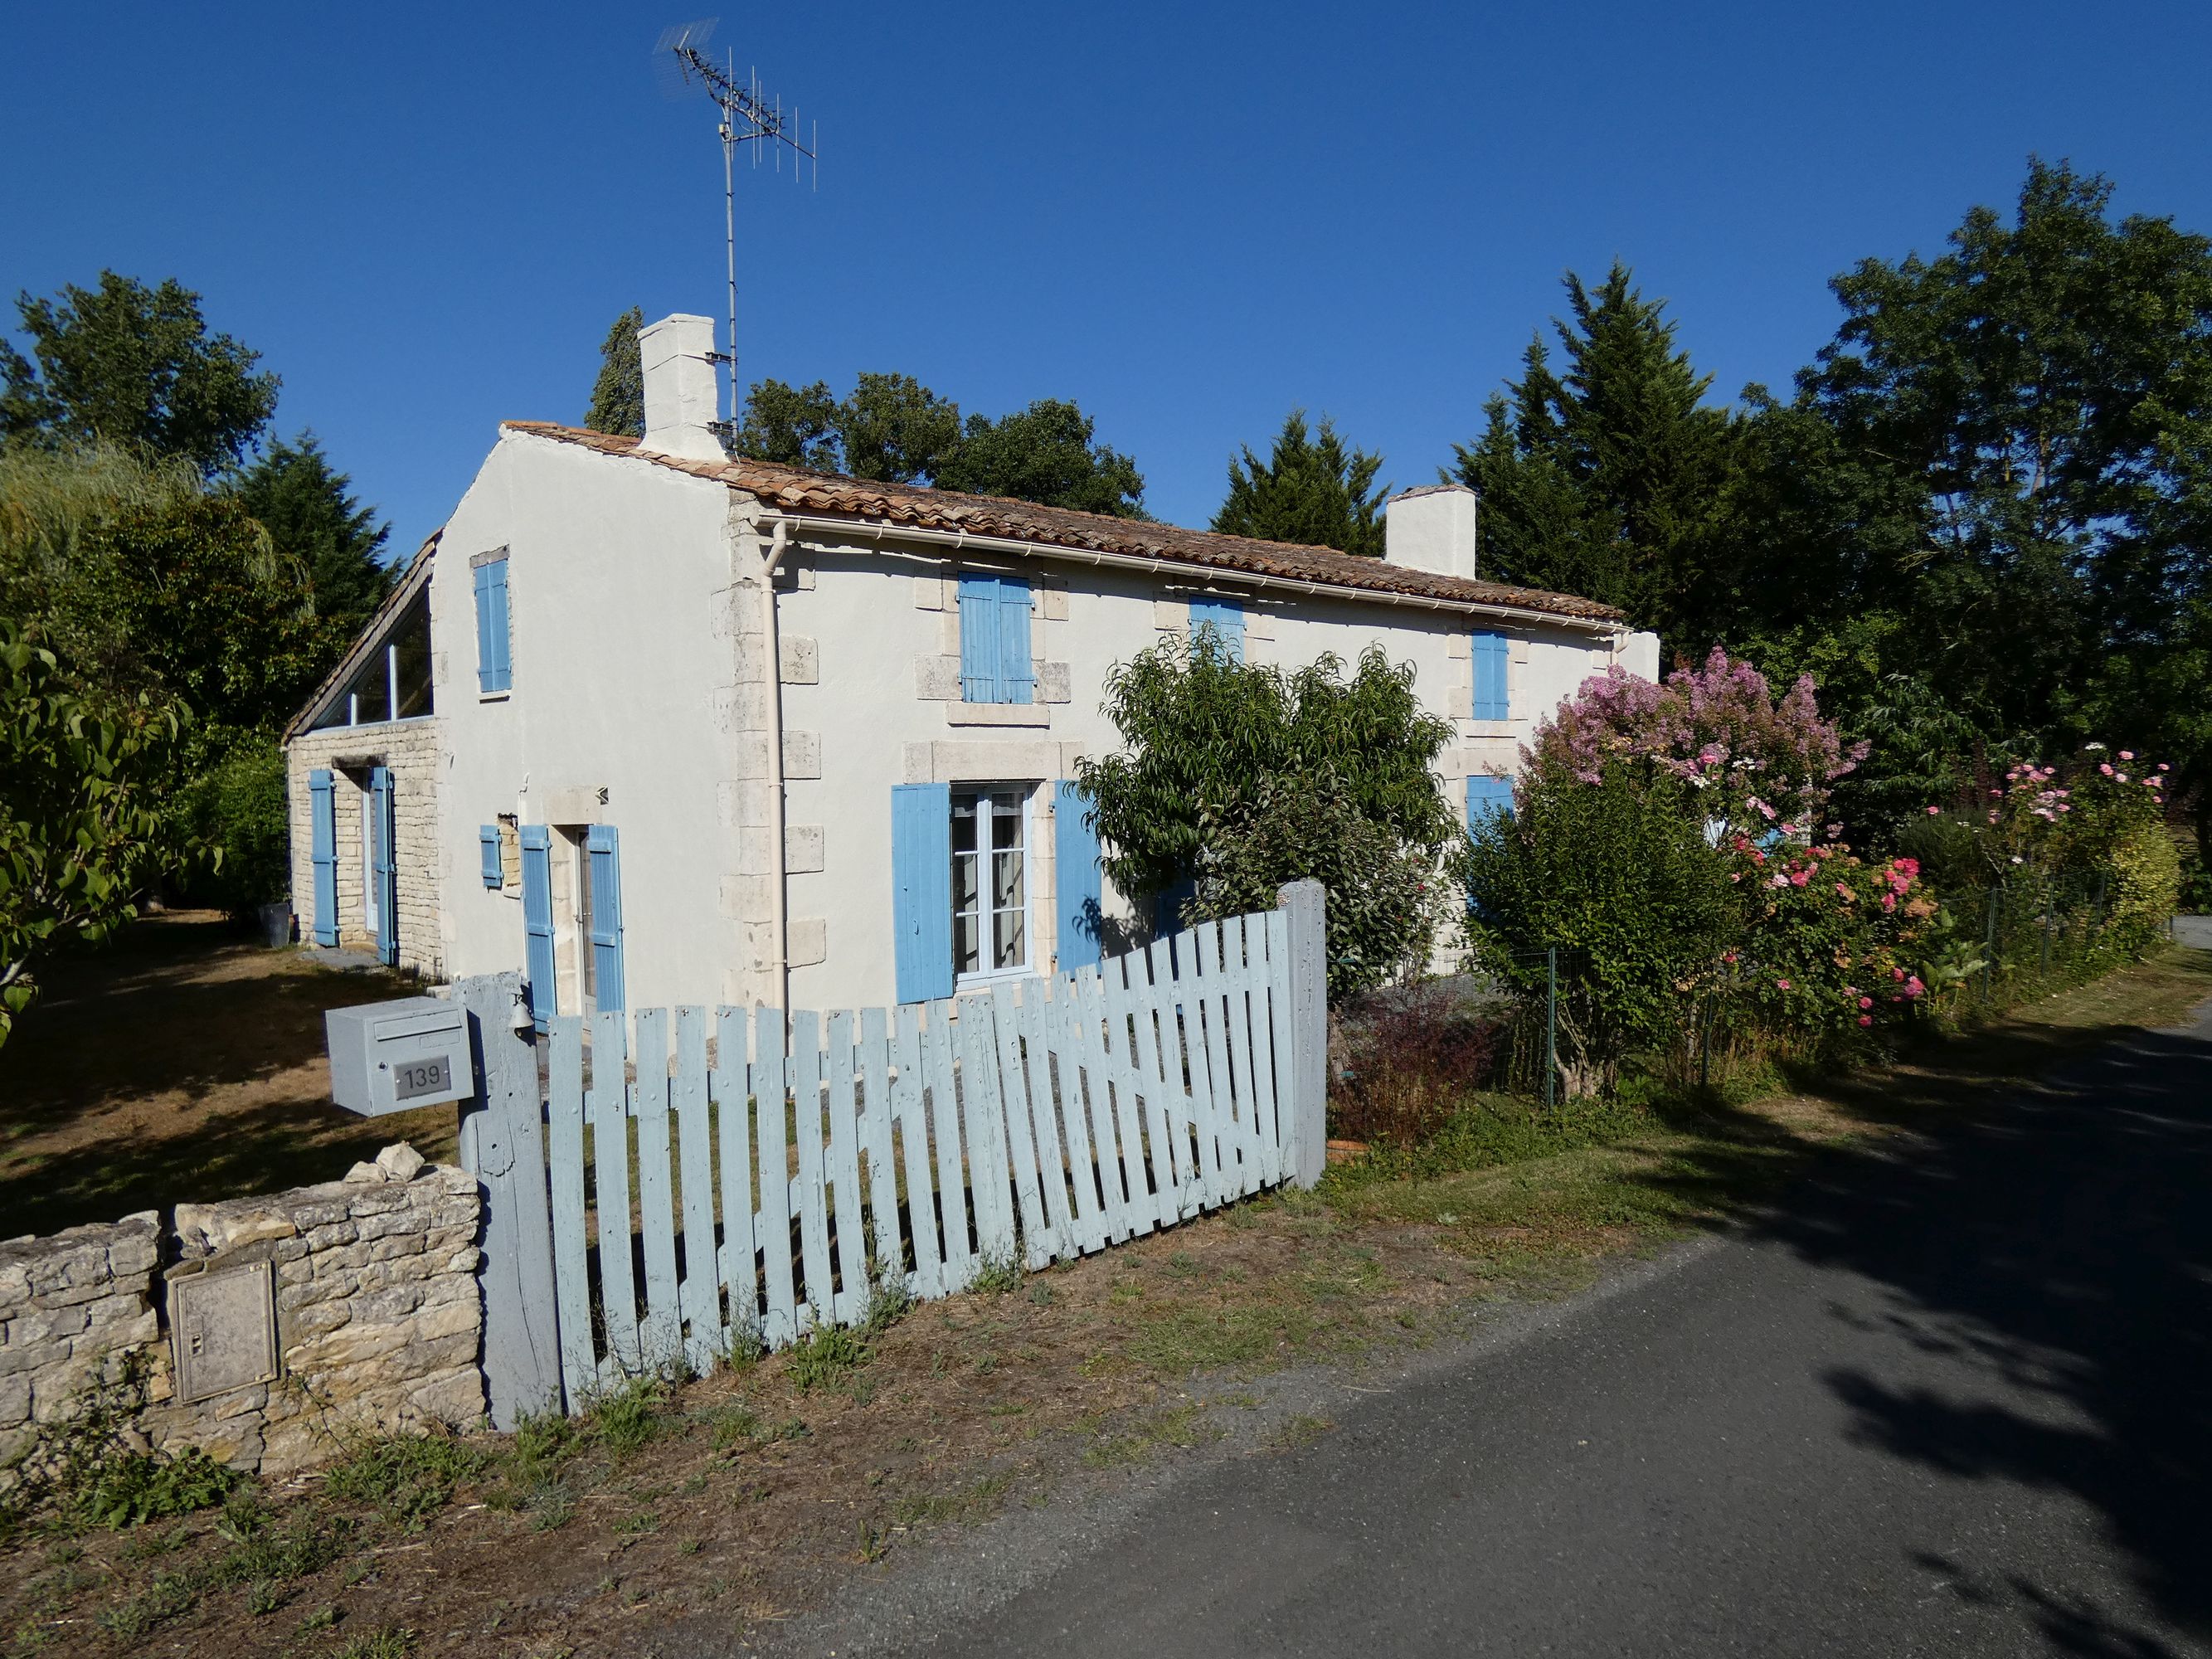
[584,306,645,439]
[1213,411,1388,556]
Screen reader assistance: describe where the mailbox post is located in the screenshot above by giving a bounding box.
[323,976,565,1428]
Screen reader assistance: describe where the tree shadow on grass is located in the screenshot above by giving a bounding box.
[1634,1007,2212,1653]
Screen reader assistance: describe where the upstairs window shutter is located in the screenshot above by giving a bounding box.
[520,826,556,1029]
[957,575,1033,703]
[892,782,955,1003]
[1053,780,1103,973]
[1466,775,1514,827]
[1472,631,1510,721]
[309,770,338,946]
[474,554,513,693]
[1189,596,1246,663]
[585,825,626,1014]
[479,825,503,888]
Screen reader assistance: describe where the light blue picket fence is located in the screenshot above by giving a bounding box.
[489,890,1324,1413]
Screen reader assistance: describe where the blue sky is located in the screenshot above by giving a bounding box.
[7,1,2211,557]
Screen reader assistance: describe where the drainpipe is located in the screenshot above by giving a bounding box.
[760,519,791,1014]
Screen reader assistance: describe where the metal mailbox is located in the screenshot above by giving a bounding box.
[324,995,474,1116]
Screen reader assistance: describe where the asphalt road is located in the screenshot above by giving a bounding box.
[796,988,2212,1658]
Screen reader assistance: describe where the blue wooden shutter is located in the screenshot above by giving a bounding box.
[1472,631,1510,720]
[1466,775,1514,828]
[309,770,338,946]
[957,575,999,702]
[892,783,954,1003]
[475,557,512,693]
[479,825,503,888]
[586,825,625,1014]
[1053,781,1103,972]
[997,578,1034,703]
[1189,596,1246,663]
[369,766,397,966]
[520,826,556,1029]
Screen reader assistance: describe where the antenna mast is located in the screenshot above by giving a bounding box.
[657,20,819,440]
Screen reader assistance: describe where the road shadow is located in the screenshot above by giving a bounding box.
[1638,1005,2212,1652]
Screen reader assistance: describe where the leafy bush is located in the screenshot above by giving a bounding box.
[1456,762,1740,1092]
[2108,821,2182,949]
[1189,773,1442,1002]
[1072,633,1454,937]
[1330,980,1501,1146]
[177,733,289,912]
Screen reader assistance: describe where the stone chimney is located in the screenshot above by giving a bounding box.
[1383,484,1479,581]
[637,314,724,461]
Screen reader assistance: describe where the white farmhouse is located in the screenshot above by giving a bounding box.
[284,314,1655,1019]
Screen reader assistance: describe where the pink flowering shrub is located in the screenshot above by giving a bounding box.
[1526,648,1867,838]
[1723,838,1937,1033]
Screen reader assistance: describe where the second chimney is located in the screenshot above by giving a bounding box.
[638,314,724,461]
[1383,484,1479,581]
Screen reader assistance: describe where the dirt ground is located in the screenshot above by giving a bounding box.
[2,927,2206,1659]
[0,912,458,1239]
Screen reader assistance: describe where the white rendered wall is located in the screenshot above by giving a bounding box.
[430,434,741,1016]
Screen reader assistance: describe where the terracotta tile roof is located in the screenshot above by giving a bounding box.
[502,421,1626,625]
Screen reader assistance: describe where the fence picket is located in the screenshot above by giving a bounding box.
[1256,907,1291,1182]
[546,1016,595,1402]
[1046,975,1109,1253]
[631,1009,682,1370]
[1096,956,1156,1238]
[890,1005,942,1297]
[1220,914,1264,1196]
[751,1005,796,1346]
[922,1001,972,1288]
[790,1010,832,1326]
[858,1006,902,1298]
[824,1012,866,1326]
[673,1009,719,1371]
[1016,982,1077,1262]
[990,982,1054,1268]
[1130,941,1188,1224]
[1187,923,1233,1209]
[587,1010,639,1381]
[957,998,1018,1266]
[712,1008,760,1348]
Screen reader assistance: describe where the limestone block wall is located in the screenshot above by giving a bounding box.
[285,718,445,980]
[0,1146,484,1486]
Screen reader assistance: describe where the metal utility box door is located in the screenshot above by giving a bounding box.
[325,995,474,1115]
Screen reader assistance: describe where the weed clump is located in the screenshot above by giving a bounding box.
[785,1325,870,1394]
[322,1430,487,1528]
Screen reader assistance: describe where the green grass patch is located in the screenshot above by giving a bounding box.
[890,1472,1013,1528]
[322,1431,488,1528]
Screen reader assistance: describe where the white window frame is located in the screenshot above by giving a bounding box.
[950,782,1036,988]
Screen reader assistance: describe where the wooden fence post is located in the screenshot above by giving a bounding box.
[1276,879,1327,1190]
[456,971,565,1428]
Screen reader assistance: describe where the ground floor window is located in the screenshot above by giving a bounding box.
[951,786,1029,979]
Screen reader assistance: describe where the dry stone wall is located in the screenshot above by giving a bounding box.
[0,1146,483,1486]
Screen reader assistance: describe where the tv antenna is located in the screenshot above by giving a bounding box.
[655,18,819,438]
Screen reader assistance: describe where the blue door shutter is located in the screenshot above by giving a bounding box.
[892,782,954,1003]
[1472,631,1510,720]
[585,825,625,1014]
[1189,596,1246,663]
[369,766,397,966]
[1466,775,1514,827]
[1053,781,1103,972]
[474,556,512,693]
[309,770,338,946]
[520,826,556,1028]
[956,575,1033,703]
[479,825,503,888]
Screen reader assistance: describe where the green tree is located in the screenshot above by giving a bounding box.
[838,372,963,484]
[737,377,841,469]
[1450,265,1737,633]
[935,398,1146,516]
[0,620,192,1047]
[1072,633,1454,907]
[1793,158,2212,809]
[1,273,279,476]
[232,432,392,635]
[1213,411,1387,556]
[584,306,645,439]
